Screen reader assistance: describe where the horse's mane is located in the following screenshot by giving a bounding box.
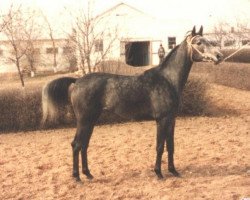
[159,44,180,68]
[159,33,194,69]
[144,35,191,75]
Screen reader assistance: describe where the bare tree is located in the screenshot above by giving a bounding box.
[24,40,39,77]
[2,5,43,85]
[235,18,250,45]
[42,13,58,73]
[22,9,43,77]
[212,21,231,48]
[68,1,119,74]
[212,19,250,49]
[2,5,28,87]
[63,31,78,72]
[0,13,9,33]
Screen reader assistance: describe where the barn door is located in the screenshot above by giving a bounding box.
[151,40,162,66]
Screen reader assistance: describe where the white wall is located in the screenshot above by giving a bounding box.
[0,39,72,74]
[93,3,188,65]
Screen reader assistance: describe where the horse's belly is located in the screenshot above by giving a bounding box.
[103,80,151,119]
[104,99,151,120]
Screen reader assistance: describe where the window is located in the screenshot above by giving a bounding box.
[95,40,103,52]
[63,47,72,54]
[168,37,176,49]
[224,40,235,47]
[46,47,58,54]
[242,39,250,45]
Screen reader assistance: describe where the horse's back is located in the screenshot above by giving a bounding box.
[71,73,152,119]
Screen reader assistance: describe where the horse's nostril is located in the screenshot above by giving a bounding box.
[217,54,223,60]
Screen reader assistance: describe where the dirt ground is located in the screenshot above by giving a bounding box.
[0,83,249,200]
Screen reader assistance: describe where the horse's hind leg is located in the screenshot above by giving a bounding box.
[71,123,94,181]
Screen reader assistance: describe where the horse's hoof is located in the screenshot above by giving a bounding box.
[157,174,164,180]
[72,175,82,182]
[72,172,82,182]
[86,174,94,180]
[154,169,164,179]
[169,168,180,177]
[83,170,94,180]
[75,177,82,182]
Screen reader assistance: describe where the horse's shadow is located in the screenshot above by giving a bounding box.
[203,102,240,117]
[179,164,249,178]
[83,164,249,185]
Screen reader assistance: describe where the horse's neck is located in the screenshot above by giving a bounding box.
[160,42,193,94]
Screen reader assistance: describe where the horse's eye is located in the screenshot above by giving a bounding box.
[197,41,202,45]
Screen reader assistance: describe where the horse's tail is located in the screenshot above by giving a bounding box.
[41,77,77,127]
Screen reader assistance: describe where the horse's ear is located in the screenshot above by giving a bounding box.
[198,25,203,36]
[191,26,196,36]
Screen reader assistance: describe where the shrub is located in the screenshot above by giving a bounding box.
[96,60,151,75]
[222,48,250,63]
[211,64,250,90]
[0,61,210,132]
[0,85,42,132]
[0,77,209,132]
[180,78,209,115]
[192,62,250,90]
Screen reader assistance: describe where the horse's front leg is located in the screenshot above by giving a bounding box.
[81,124,94,180]
[154,117,168,179]
[166,117,180,177]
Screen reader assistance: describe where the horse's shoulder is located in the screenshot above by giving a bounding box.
[141,71,179,103]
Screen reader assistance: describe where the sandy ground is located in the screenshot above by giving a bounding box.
[0,84,249,200]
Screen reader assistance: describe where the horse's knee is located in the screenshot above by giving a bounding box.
[166,142,174,153]
[71,140,76,148]
[71,140,74,148]
[71,140,81,151]
[156,145,164,155]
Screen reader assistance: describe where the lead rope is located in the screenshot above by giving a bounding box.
[222,42,250,62]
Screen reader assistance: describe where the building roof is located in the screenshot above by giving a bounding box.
[95,2,155,20]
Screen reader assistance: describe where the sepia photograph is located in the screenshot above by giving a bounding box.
[0,0,249,199]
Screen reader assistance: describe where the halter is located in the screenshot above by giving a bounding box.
[186,35,205,62]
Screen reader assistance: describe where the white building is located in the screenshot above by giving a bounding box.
[92,3,187,67]
[0,2,189,74]
[0,38,76,74]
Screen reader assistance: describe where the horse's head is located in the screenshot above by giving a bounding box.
[187,26,223,64]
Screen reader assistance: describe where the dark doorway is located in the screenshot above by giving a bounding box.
[125,41,150,66]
